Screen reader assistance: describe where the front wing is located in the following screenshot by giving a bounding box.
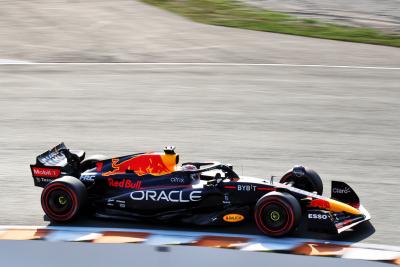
[307,205,370,234]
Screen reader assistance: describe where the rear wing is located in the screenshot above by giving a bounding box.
[36,143,69,167]
[30,143,85,187]
[30,165,62,187]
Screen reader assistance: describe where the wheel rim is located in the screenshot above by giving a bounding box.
[255,197,296,236]
[59,196,67,205]
[263,203,288,230]
[41,183,78,221]
[47,189,73,215]
[270,211,280,221]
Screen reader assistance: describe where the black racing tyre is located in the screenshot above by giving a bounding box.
[254,192,301,237]
[80,155,107,172]
[41,176,87,222]
[280,166,323,195]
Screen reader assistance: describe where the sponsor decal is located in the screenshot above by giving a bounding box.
[170,177,185,183]
[107,199,115,207]
[116,200,126,208]
[80,174,95,182]
[31,167,60,178]
[35,177,53,183]
[222,193,231,204]
[308,199,331,210]
[108,178,142,189]
[223,214,245,223]
[130,190,202,202]
[333,187,351,194]
[237,184,257,191]
[308,213,329,220]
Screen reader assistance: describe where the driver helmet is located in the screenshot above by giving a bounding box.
[181,164,200,183]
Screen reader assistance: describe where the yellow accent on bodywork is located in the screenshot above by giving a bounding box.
[326,199,361,215]
[160,154,178,172]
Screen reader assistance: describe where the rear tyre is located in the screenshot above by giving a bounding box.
[254,192,301,237]
[280,166,323,195]
[41,176,87,222]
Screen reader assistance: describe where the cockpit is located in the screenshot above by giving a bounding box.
[179,162,240,184]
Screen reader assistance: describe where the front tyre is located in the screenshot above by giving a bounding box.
[280,166,323,195]
[254,192,301,237]
[41,176,87,222]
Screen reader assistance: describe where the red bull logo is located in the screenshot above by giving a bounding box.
[102,153,176,177]
[308,199,331,210]
[108,178,142,189]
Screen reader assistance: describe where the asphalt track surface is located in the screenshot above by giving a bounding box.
[0,0,400,247]
[0,63,399,246]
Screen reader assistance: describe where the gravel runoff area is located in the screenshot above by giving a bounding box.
[241,0,400,32]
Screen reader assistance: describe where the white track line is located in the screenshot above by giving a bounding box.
[0,59,32,64]
[0,61,399,70]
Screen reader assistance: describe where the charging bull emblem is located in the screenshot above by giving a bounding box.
[308,199,331,210]
[103,154,175,176]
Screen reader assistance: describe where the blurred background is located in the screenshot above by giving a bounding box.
[243,0,400,31]
[0,0,399,247]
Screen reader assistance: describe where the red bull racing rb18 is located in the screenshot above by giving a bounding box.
[30,143,371,237]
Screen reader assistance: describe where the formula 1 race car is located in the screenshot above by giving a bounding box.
[30,143,371,237]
